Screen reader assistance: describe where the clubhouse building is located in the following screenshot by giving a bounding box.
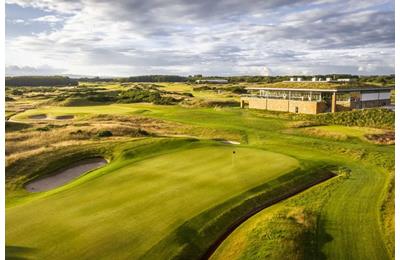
[240,79,393,114]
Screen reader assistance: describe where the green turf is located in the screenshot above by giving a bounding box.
[6,139,299,259]
[318,164,389,259]
[6,101,394,259]
[211,162,391,260]
[308,125,386,137]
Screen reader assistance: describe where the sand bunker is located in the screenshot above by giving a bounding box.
[55,115,74,120]
[221,140,241,145]
[25,157,107,192]
[28,114,47,120]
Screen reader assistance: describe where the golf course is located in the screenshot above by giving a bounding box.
[5,82,394,259]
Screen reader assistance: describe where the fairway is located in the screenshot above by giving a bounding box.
[211,163,391,260]
[6,142,299,259]
[6,96,394,259]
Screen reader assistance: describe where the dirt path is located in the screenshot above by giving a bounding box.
[25,157,107,192]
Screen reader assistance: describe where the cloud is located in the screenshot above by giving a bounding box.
[6,65,66,76]
[6,0,81,14]
[8,18,25,24]
[5,0,395,76]
[31,15,63,23]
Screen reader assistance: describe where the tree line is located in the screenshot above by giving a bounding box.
[5,74,394,86]
[5,76,78,87]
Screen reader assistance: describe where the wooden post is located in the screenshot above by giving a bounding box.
[331,92,336,113]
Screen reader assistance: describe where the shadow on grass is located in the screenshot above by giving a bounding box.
[310,217,333,260]
[5,245,37,260]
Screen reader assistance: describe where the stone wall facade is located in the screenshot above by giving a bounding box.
[241,97,267,109]
[241,97,326,114]
[267,99,289,111]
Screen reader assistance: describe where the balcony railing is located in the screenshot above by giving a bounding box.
[242,94,323,102]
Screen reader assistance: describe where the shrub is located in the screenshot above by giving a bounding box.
[11,89,23,96]
[292,109,394,129]
[97,130,113,137]
[70,129,84,135]
[87,95,116,102]
[36,126,51,132]
[193,85,215,91]
[69,129,92,139]
[226,86,248,94]
[117,89,178,105]
[5,122,31,132]
[131,128,150,137]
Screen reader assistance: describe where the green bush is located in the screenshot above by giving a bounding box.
[117,89,178,105]
[5,121,31,132]
[193,85,215,91]
[87,95,116,102]
[226,86,248,94]
[36,126,51,132]
[131,128,150,137]
[292,109,394,129]
[97,130,113,137]
[11,89,23,96]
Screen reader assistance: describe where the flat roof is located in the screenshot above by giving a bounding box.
[246,86,394,93]
[244,81,394,92]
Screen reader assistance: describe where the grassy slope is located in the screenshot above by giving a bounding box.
[381,171,395,256]
[6,102,394,259]
[212,161,390,260]
[309,125,386,137]
[158,82,239,101]
[211,171,347,260]
[289,125,388,142]
[6,139,300,259]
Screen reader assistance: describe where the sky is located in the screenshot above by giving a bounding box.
[5,0,395,77]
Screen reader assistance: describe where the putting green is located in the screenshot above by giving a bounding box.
[6,143,299,259]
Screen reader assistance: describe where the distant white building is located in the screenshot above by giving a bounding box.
[285,77,354,83]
